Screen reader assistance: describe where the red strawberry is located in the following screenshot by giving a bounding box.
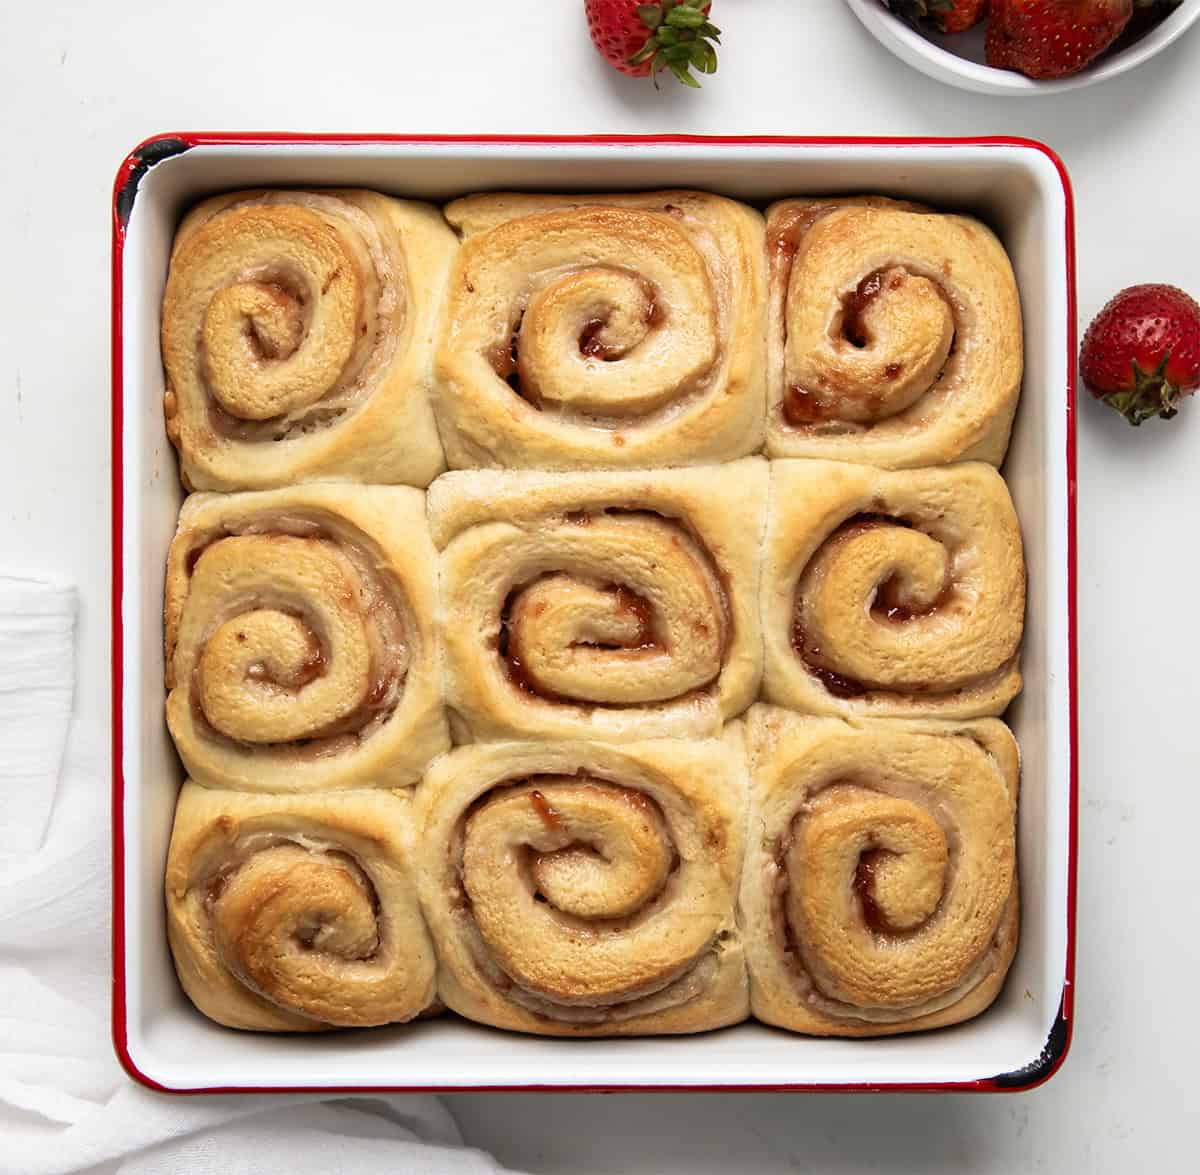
[585,0,720,87]
[1081,284,1200,425]
[987,0,1131,79]
[887,1,989,34]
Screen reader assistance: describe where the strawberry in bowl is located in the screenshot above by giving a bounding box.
[986,0,1133,78]
[887,1,990,33]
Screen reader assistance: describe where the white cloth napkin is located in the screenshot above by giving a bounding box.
[0,578,522,1175]
[0,576,76,853]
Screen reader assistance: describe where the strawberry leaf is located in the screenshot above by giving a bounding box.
[667,6,707,28]
[1099,357,1184,425]
[669,60,701,87]
[636,5,663,31]
[623,1,720,89]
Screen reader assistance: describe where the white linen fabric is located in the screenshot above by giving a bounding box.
[0,578,521,1175]
[0,576,76,853]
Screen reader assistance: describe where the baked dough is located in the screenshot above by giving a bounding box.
[162,189,455,490]
[428,459,767,741]
[165,483,447,791]
[740,706,1019,1036]
[156,185,1034,1045]
[434,191,766,469]
[414,733,748,1036]
[765,198,1022,467]
[762,460,1024,718]
[166,782,437,1031]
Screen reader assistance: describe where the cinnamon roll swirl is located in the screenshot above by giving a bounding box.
[162,189,456,490]
[434,191,766,470]
[428,460,766,741]
[766,197,1022,467]
[763,460,1024,718]
[165,484,447,791]
[166,782,437,1031]
[740,707,1019,1036]
[414,734,748,1036]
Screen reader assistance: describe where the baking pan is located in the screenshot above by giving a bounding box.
[111,134,1077,1092]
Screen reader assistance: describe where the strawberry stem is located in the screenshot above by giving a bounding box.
[630,0,720,87]
[1100,357,1183,425]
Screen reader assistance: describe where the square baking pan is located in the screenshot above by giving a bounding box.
[111,134,1077,1093]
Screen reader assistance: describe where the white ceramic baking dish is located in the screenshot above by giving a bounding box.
[111,134,1077,1093]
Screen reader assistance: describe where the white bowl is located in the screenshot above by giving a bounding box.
[113,135,1077,1094]
[846,0,1200,95]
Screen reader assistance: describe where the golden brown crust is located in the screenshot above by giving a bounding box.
[165,483,447,791]
[762,460,1025,719]
[428,460,767,741]
[165,783,437,1031]
[158,186,1031,1044]
[740,706,1019,1036]
[434,191,766,469]
[162,189,456,490]
[414,732,749,1036]
[765,197,1022,468]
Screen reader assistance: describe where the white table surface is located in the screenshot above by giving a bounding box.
[2,1,1197,1170]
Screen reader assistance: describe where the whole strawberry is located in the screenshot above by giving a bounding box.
[887,0,989,34]
[987,0,1131,79]
[1081,284,1200,425]
[585,0,720,87]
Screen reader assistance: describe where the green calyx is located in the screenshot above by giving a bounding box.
[629,0,721,88]
[1100,356,1183,426]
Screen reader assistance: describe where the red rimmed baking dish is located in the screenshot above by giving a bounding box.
[111,134,1077,1093]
